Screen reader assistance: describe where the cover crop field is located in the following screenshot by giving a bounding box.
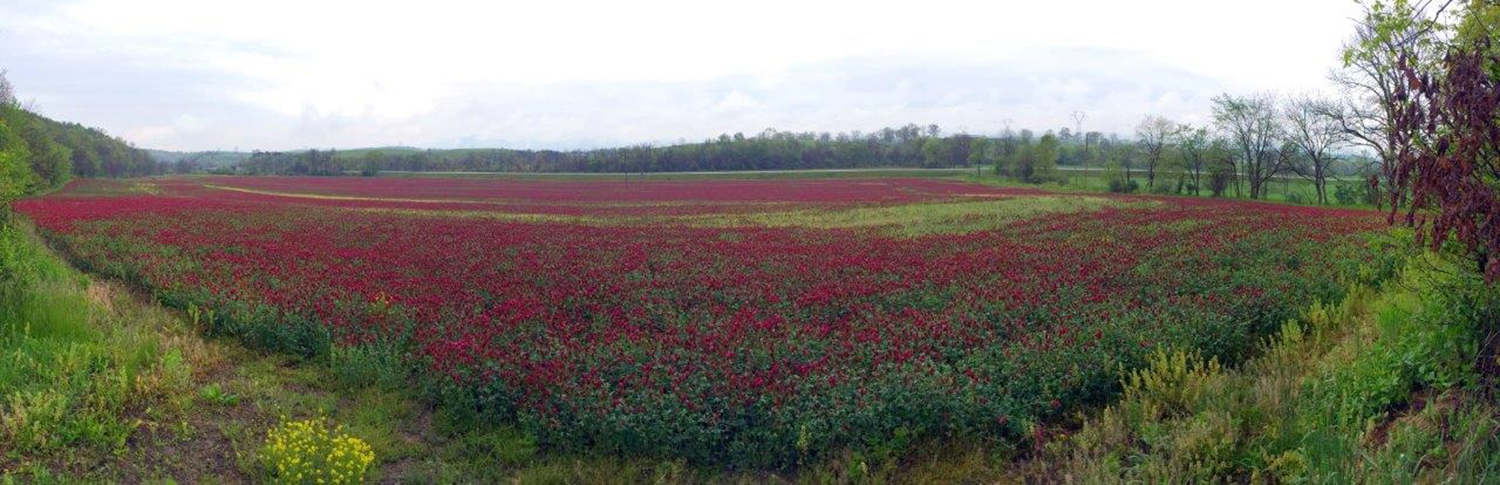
[13,176,1392,468]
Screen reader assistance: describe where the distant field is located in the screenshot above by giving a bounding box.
[358,165,1370,208]
[359,167,978,181]
[14,175,1389,468]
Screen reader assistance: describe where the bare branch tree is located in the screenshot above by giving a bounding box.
[1281,94,1348,204]
[1135,115,1178,190]
[1212,92,1285,199]
[0,70,16,107]
[1176,125,1210,196]
[1328,0,1456,208]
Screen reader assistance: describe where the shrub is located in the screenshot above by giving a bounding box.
[260,416,375,484]
[1121,349,1223,416]
[329,343,409,390]
[1102,161,1138,193]
[1209,169,1232,197]
[1333,181,1363,206]
[1108,178,1139,194]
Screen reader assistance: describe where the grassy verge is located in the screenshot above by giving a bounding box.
[0,209,206,479]
[1023,239,1500,482]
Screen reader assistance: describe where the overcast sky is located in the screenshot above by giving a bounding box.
[0,0,1364,152]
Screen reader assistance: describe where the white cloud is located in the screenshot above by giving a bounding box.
[0,0,1366,151]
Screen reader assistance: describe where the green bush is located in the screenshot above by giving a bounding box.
[1333,179,1381,207]
[1333,181,1362,205]
[330,343,410,390]
[1108,178,1139,194]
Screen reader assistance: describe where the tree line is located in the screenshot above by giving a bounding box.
[227,87,1391,208]
[239,124,981,176]
[0,71,161,200]
[234,118,1372,200]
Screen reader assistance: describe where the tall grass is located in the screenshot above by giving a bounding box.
[1034,241,1500,482]
[0,210,199,469]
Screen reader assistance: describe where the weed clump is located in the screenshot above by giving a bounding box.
[260,416,375,484]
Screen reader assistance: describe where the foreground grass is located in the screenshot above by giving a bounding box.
[0,212,206,479]
[1024,244,1500,482]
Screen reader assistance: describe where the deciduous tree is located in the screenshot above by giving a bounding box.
[1177,126,1210,196]
[1213,92,1285,199]
[1282,94,1348,204]
[1135,115,1178,189]
[1388,0,1500,278]
[1331,0,1455,207]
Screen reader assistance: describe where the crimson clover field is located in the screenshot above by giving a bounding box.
[13,176,1393,467]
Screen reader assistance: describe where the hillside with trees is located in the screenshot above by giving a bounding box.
[0,72,161,199]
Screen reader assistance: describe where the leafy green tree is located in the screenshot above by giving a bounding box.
[0,118,38,200]
[1103,160,1137,193]
[1213,92,1285,199]
[1031,133,1060,183]
[967,138,992,169]
[1177,126,1210,195]
[921,138,952,168]
[1005,137,1034,180]
[1160,145,1187,194]
[1108,140,1138,184]
[13,116,72,188]
[0,70,155,189]
[1207,137,1237,197]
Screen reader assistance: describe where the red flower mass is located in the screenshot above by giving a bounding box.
[11,176,1390,467]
